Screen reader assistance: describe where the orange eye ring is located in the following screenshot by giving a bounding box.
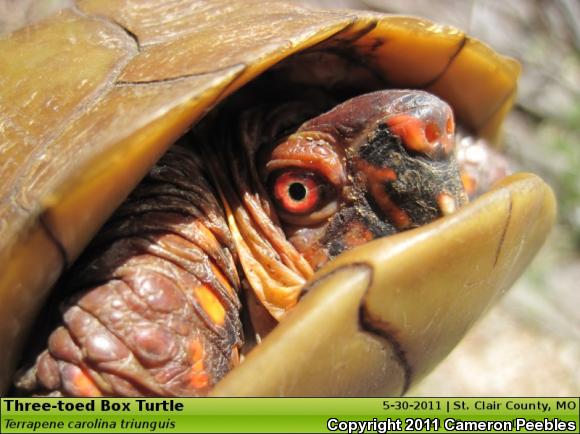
[272,171,323,215]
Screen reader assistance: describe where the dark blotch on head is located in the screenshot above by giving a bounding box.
[358,124,402,167]
[321,205,394,259]
[358,123,465,227]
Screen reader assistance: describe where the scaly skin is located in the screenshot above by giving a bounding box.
[14,147,242,396]
[14,90,466,396]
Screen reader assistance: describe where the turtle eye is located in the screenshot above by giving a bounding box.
[270,170,337,224]
[272,171,322,214]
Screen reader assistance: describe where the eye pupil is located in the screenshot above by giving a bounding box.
[271,170,328,216]
[289,182,307,201]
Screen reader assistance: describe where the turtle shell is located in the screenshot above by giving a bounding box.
[0,0,555,395]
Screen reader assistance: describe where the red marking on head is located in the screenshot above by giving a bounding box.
[387,115,428,155]
[357,160,410,229]
[357,159,397,182]
[387,114,453,158]
[377,194,411,229]
[372,166,397,181]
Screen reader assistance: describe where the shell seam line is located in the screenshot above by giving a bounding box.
[494,189,513,267]
[72,3,141,52]
[8,5,140,212]
[342,19,378,42]
[311,17,377,47]
[299,262,372,298]
[359,304,412,396]
[39,212,69,269]
[16,61,246,287]
[420,35,468,89]
[187,63,248,124]
[114,64,247,87]
[301,262,411,395]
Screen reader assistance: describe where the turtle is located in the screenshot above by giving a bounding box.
[0,0,556,397]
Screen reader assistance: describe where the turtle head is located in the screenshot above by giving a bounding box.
[211,89,467,323]
[262,90,467,270]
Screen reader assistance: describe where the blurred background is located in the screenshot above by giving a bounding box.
[1,0,578,395]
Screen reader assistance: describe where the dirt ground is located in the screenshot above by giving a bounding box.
[1,0,578,396]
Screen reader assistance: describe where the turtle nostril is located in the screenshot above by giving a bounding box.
[386,114,452,159]
[425,121,441,143]
[385,114,427,155]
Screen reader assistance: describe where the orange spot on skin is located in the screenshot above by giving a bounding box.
[343,221,374,248]
[188,340,209,389]
[357,160,410,229]
[189,340,203,364]
[195,285,226,326]
[357,159,397,182]
[387,114,454,157]
[374,191,411,229]
[370,166,396,181]
[387,115,428,155]
[72,368,102,397]
[369,178,410,229]
[210,262,235,297]
[190,371,209,389]
[460,170,478,197]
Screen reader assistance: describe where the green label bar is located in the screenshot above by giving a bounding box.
[1,398,578,433]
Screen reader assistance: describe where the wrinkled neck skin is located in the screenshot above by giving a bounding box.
[203,90,468,337]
